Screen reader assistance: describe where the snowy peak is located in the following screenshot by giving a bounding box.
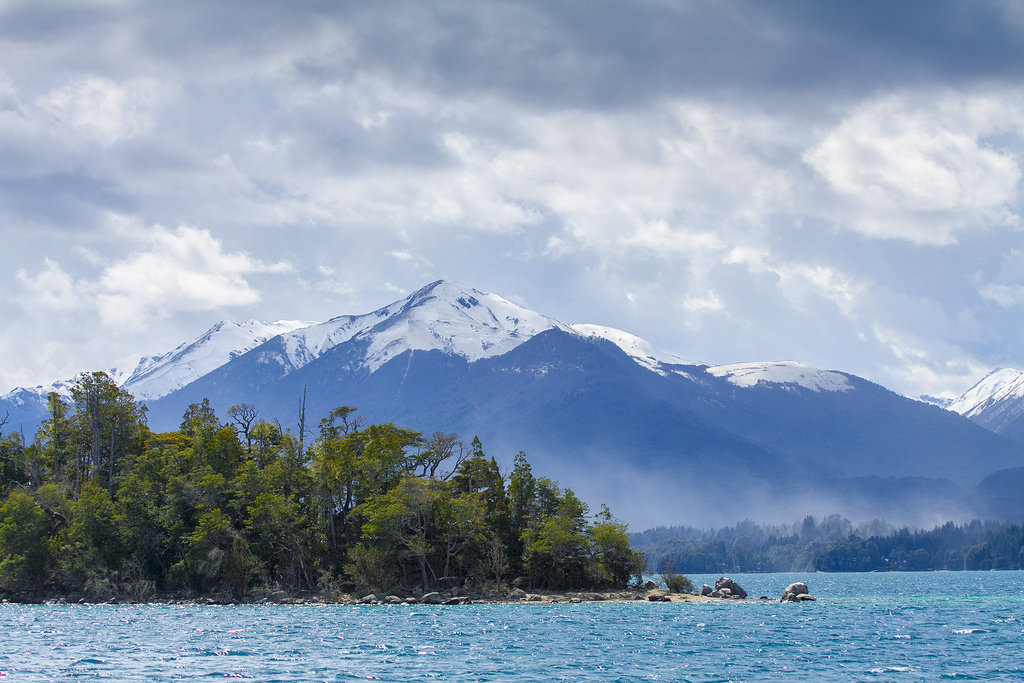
[277,280,569,373]
[708,361,853,393]
[122,319,312,400]
[363,281,569,370]
[948,368,1024,422]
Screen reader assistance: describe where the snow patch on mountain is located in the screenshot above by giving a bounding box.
[121,319,312,400]
[568,324,699,373]
[948,368,1024,420]
[276,281,570,373]
[708,361,853,392]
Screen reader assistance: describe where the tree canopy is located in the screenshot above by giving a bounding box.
[0,373,644,599]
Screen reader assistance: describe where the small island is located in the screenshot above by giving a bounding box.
[0,372,651,604]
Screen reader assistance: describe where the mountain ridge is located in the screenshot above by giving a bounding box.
[4,280,1023,527]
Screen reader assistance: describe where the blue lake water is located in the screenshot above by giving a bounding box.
[2,571,1023,681]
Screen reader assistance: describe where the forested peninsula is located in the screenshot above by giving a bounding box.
[0,372,645,603]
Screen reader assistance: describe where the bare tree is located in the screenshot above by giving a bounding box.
[296,386,308,460]
[227,404,259,455]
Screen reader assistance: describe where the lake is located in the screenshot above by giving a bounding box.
[2,571,1023,680]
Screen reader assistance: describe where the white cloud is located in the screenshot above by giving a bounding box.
[870,324,990,397]
[38,77,167,147]
[15,258,81,311]
[805,93,1023,244]
[980,283,1024,308]
[95,224,291,327]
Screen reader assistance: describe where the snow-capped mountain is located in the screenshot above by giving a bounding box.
[0,318,310,432]
[120,319,312,400]
[947,368,1024,442]
[267,281,571,375]
[4,279,1023,526]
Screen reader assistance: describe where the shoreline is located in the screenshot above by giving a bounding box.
[0,588,733,607]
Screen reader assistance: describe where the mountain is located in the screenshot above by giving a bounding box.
[5,280,1023,528]
[947,368,1024,443]
[0,319,309,433]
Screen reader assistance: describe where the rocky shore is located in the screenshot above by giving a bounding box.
[0,577,817,606]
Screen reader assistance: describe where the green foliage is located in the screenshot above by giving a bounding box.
[0,379,646,598]
[0,490,53,590]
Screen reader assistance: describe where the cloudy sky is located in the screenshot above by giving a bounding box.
[3,0,1024,399]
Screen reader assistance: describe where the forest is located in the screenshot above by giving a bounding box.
[636,515,1024,574]
[0,372,645,601]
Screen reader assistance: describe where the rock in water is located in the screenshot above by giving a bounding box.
[700,584,713,596]
[781,582,814,602]
[782,582,808,597]
[714,577,747,599]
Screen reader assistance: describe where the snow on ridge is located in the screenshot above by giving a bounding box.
[948,367,1024,418]
[280,314,377,370]
[275,281,570,374]
[708,361,853,392]
[568,323,700,373]
[121,319,313,400]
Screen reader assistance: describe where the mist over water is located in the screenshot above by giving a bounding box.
[546,451,981,531]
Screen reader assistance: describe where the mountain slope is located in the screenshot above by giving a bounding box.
[947,368,1024,442]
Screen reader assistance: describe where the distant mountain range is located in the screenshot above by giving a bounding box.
[4,280,1024,528]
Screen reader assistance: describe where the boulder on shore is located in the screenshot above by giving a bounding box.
[714,577,747,599]
[421,592,444,605]
[700,584,713,596]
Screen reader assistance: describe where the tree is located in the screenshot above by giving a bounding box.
[0,433,28,492]
[590,505,646,588]
[523,486,591,589]
[0,490,53,590]
[227,404,259,455]
[38,392,74,485]
[506,451,536,574]
[70,372,147,495]
[407,432,466,480]
[180,399,219,441]
[53,482,121,591]
[361,476,443,591]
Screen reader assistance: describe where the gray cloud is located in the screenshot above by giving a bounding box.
[2,0,1024,400]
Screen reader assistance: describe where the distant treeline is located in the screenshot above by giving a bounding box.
[0,372,644,600]
[635,514,1024,573]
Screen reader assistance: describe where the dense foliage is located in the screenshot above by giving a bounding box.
[637,514,1024,573]
[0,372,645,599]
